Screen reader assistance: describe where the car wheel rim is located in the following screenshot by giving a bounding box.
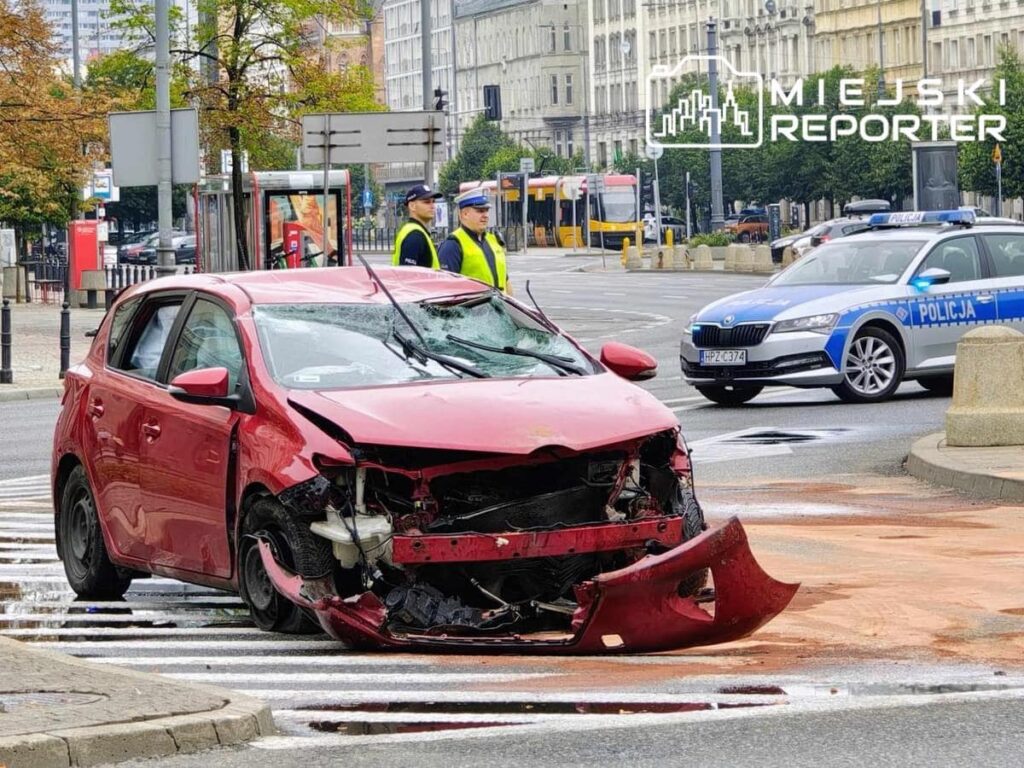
[845,336,896,395]
[67,490,94,571]
[243,544,277,613]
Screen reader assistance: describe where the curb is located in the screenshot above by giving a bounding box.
[906,432,1024,503]
[0,387,63,403]
[0,700,274,768]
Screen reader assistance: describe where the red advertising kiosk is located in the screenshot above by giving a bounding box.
[67,221,100,290]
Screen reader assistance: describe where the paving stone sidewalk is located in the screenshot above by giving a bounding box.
[0,637,272,767]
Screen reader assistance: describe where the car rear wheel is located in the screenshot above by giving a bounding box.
[58,465,132,600]
[694,383,764,406]
[918,375,955,396]
[832,327,905,403]
[239,498,333,634]
[739,232,751,243]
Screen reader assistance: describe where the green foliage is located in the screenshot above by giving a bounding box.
[688,232,732,247]
[438,116,518,195]
[959,44,1024,197]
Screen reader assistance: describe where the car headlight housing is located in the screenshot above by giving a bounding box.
[772,313,839,334]
[684,313,698,335]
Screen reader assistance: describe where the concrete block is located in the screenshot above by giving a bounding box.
[58,721,176,767]
[624,241,644,270]
[734,245,754,272]
[162,716,220,754]
[80,270,106,291]
[672,245,692,270]
[945,326,1024,446]
[723,245,737,271]
[693,245,714,270]
[781,246,796,266]
[0,733,71,768]
[2,266,24,301]
[753,245,774,271]
[213,710,260,746]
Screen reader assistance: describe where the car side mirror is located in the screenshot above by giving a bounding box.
[600,342,657,381]
[911,267,951,290]
[169,367,240,408]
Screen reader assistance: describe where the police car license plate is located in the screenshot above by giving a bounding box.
[700,349,746,366]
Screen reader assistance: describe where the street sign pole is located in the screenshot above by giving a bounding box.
[322,115,331,267]
[994,144,1003,217]
[685,171,692,240]
[653,158,662,248]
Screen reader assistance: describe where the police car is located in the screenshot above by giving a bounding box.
[680,210,1024,405]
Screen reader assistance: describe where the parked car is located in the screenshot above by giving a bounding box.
[134,232,191,265]
[786,200,892,261]
[174,235,196,265]
[726,214,769,242]
[643,215,687,243]
[52,267,795,652]
[681,209,1024,405]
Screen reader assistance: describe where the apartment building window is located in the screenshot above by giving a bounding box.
[630,139,638,158]
[564,23,571,51]
[550,25,557,53]
[610,0,620,20]
[594,0,604,21]
[565,74,574,105]
[649,31,656,59]
[551,74,559,104]
[948,39,958,69]
[614,140,623,162]
[598,141,608,168]
[567,129,574,158]
[931,41,942,69]
[555,130,564,156]
[984,34,992,65]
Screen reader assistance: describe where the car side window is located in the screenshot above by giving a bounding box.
[167,299,244,390]
[106,297,141,363]
[917,238,982,283]
[114,301,183,380]
[981,233,1024,278]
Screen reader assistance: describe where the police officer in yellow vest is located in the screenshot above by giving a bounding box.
[437,189,509,292]
[392,184,443,268]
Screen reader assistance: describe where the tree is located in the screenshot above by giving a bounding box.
[110,0,379,270]
[0,0,110,252]
[438,115,518,195]
[960,44,1024,198]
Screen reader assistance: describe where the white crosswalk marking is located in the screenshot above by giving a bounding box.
[0,474,51,502]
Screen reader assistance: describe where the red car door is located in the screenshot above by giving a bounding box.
[140,297,243,577]
[84,297,184,563]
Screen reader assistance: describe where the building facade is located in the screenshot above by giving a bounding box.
[452,0,587,162]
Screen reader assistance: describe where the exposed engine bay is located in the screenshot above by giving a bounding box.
[263,428,797,652]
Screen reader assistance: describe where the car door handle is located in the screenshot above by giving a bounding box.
[141,422,161,439]
[87,400,104,418]
[977,294,994,304]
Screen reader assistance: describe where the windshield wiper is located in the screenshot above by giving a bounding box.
[354,254,488,379]
[394,328,488,378]
[445,334,585,376]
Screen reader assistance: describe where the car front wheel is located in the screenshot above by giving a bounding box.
[832,327,905,403]
[239,498,333,634]
[58,465,132,600]
[695,383,764,406]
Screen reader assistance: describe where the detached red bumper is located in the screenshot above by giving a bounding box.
[259,516,798,653]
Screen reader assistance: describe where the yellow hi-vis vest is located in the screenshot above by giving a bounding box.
[392,222,439,268]
[452,227,507,290]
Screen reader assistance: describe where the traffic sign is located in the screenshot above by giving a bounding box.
[993,144,1003,164]
[519,157,535,173]
[644,143,664,161]
[302,111,446,165]
[362,188,372,209]
[586,174,606,193]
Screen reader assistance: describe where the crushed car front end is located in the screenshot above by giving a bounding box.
[257,427,796,653]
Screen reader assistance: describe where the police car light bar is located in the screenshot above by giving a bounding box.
[867,210,976,227]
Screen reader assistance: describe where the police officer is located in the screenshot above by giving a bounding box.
[392,184,443,268]
[438,189,509,292]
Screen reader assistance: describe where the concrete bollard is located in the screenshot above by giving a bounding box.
[79,269,107,309]
[621,237,630,267]
[723,245,737,271]
[945,326,1024,447]
[781,246,797,267]
[734,245,754,272]
[693,245,714,270]
[753,245,774,272]
[625,239,644,269]
[672,245,692,271]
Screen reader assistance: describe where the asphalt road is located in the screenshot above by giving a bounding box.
[1,251,1017,767]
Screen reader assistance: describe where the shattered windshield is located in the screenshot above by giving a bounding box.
[253,293,594,389]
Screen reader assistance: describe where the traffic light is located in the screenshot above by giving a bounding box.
[483,84,502,121]
[433,87,449,111]
[640,172,655,211]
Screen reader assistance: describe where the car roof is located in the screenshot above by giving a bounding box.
[123,266,493,306]
[833,222,1024,245]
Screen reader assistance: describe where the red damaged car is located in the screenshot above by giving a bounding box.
[52,266,796,652]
